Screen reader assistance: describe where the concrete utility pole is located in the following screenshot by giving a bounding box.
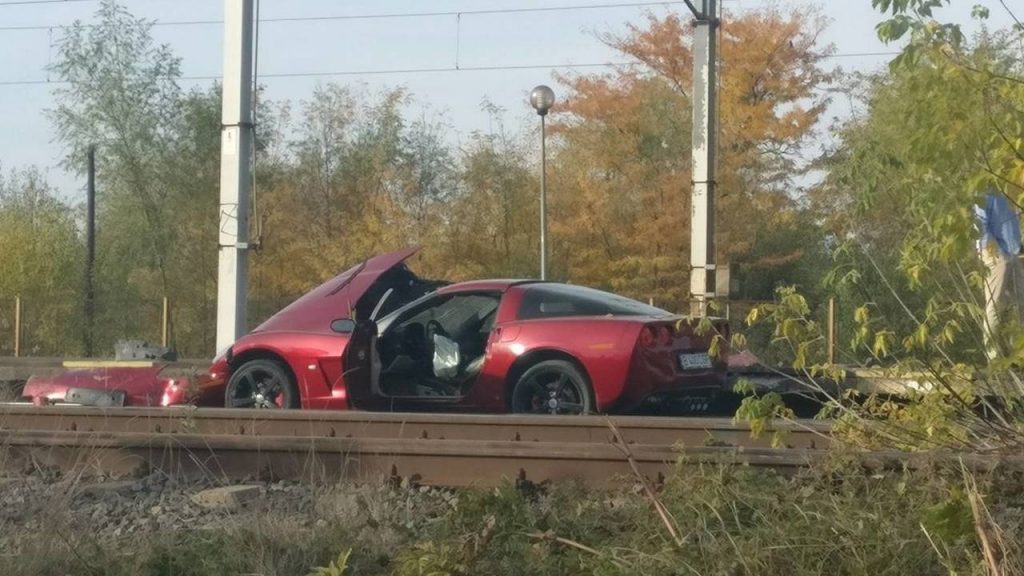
[686,0,719,317]
[215,0,254,350]
[216,0,255,352]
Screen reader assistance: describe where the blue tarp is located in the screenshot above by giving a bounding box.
[975,192,1022,257]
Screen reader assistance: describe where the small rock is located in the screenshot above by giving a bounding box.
[78,480,136,498]
[190,485,261,511]
[149,505,162,516]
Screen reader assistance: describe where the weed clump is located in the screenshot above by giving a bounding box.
[2,459,1019,576]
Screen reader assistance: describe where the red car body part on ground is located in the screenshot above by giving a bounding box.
[205,247,727,414]
[21,365,207,408]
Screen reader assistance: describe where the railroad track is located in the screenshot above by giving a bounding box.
[0,405,831,447]
[0,406,1017,487]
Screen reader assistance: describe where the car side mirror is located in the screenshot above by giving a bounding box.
[330,318,356,333]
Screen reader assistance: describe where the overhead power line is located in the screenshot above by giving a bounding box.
[0,0,92,6]
[0,61,637,86]
[0,0,902,87]
[0,1,688,30]
[0,51,903,87]
[828,51,900,59]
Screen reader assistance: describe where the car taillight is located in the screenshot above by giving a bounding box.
[639,326,656,347]
[658,325,673,345]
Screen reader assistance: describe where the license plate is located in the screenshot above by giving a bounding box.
[678,352,713,370]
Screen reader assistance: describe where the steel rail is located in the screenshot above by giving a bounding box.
[2,429,1020,488]
[0,405,832,449]
[0,429,799,486]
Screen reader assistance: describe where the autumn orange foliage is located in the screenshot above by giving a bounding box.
[8,4,841,357]
[245,8,835,338]
[551,7,833,308]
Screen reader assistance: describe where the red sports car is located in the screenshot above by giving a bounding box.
[205,247,727,414]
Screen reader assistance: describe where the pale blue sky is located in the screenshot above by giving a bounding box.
[0,0,1017,200]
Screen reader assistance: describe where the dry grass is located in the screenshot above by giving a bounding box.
[1,452,1021,576]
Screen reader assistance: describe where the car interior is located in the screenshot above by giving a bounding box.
[353,263,444,322]
[374,292,501,398]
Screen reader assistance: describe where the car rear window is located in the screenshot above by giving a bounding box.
[517,284,669,320]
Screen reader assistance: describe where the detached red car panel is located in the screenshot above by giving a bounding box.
[21,365,220,408]
[25,248,727,414]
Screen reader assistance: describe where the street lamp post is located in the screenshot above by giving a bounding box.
[530,85,555,280]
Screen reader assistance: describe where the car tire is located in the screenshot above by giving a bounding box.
[511,359,594,415]
[225,358,299,409]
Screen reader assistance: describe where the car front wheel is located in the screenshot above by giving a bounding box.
[225,359,298,409]
[511,360,593,415]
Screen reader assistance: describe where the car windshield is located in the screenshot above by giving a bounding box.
[402,294,499,334]
[375,290,435,334]
[376,292,498,336]
[517,284,670,320]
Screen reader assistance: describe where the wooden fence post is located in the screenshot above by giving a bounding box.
[161,297,170,348]
[827,297,836,365]
[14,296,21,358]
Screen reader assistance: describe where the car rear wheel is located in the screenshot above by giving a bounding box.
[511,360,593,415]
[225,359,298,409]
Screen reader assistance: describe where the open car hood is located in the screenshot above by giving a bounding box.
[254,247,420,334]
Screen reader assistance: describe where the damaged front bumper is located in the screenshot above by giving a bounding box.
[21,364,223,407]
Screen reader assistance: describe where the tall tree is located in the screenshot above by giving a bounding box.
[0,168,82,355]
[50,0,183,295]
[49,1,225,355]
[252,85,428,302]
[162,86,223,354]
[440,102,539,279]
[551,7,834,307]
[814,1,1024,361]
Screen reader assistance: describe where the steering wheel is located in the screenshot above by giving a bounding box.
[400,322,426,356]
[425,319,448,341]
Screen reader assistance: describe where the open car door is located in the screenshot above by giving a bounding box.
[313,248,445,409]
[345,290,502,410]
[249,247,441,410]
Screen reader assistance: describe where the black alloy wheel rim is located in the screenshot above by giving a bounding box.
[230,367,285,408]
[519,371,586,415]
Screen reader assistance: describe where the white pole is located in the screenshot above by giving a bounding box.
[689,0,718,317]
[216,0,254,351]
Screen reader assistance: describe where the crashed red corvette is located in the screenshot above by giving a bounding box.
[23,248,727,414]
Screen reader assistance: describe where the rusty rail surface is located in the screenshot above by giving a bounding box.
[0,405,831,448]
[0,406,834,486]
[2,406,1018,487]
[1,429,824,487]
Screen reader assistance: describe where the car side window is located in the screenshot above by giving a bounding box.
[517,285,668,320]
[431,294,500,337]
